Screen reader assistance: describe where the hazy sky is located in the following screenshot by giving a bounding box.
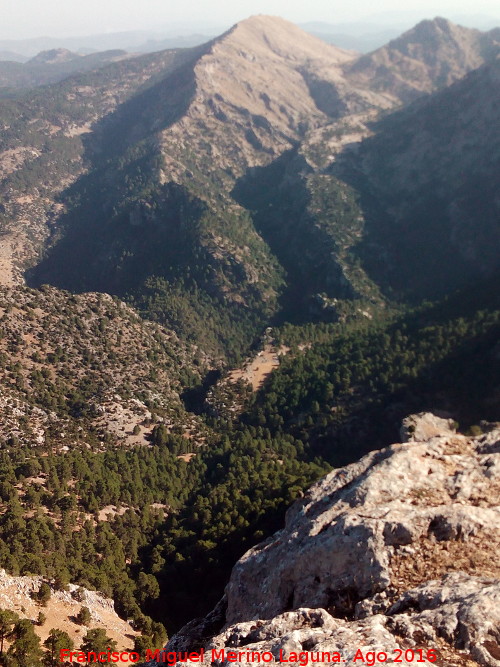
[1,0,500,39]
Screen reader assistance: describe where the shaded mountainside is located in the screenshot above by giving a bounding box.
[240,273,500,467]
[337,57,500,301]
[0,44,206,282]
[25,16,385,359]
[167,415,500,666]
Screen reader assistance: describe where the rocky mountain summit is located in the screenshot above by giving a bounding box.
[345,17,500,103]
[167,414,500,665]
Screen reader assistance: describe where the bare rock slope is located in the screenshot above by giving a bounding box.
[168,414,500,666]
[158,15,375,182]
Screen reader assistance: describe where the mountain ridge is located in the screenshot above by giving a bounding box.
[0,13,498,357]
[0,47,131,91]
[336,56,500,299]
[345,15,500,102]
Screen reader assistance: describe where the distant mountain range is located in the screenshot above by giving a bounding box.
[0,31,216,61]
[0,14,499,358]
[0,48,130,91]
[0,11,498,61]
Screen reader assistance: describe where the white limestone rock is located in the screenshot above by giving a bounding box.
[400,411,456,443]
[225,419,499,625]
[165,416,500,666]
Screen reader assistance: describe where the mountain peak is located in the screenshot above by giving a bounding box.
[218,14,354,63]
[232,14,293,28]
[415,15,455,31]
[345,14,497,103]
[402,15,478,38]
[28,47,80,65]
[389,15,483,53]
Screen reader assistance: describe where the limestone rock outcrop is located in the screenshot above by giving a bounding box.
[166,414,500,666]
[399,411,457,442]
[0,569,137,651]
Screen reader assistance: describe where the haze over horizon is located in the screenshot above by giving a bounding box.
[1,0,500,40]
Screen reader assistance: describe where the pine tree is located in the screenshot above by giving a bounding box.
[36,583,51,607]
[0,610,19,656]
[75,607,91,627]
[135,572,160,605]
[43,629,73,667]
[80,629,117,654]
[132,636,154,661]
[7,619,42,667]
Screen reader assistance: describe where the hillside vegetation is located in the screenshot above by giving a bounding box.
[0,13,498,650]
[0,16,493,359]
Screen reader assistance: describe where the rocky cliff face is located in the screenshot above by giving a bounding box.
[167,414,500,666]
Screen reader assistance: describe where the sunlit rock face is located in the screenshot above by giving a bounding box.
[167,414,500,666]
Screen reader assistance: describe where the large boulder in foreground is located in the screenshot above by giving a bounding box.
[167,414,500,666]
